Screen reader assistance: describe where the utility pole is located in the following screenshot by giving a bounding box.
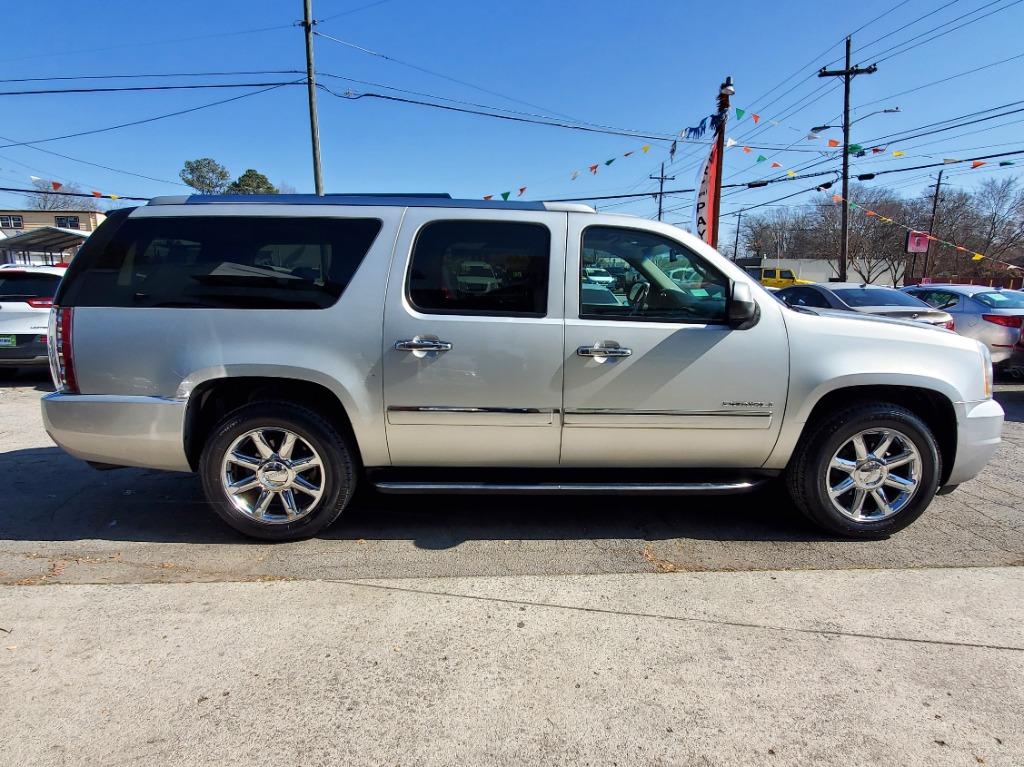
[650,162,676,221]
[302,0,324,196]
[922,169,944,280]
[819,37,876,282]
[711,76,733,249]
[732,211,743,261]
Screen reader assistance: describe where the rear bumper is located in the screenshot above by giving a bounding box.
[0,355,47,368]
[0,338,48,367]
[947,398,1004,486]
[41,393,191,472]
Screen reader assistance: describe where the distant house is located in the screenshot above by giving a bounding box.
[0,209,106,265]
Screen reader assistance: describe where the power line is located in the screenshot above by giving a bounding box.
[318,0,401,23]
[0,80,303,97]
[0,70,305,85]
[0,137,188,187]
[0,23,295,63]
[318,84,677,142]
[0,185,147,201]
[314,29,577,120]
[0,82,300,150]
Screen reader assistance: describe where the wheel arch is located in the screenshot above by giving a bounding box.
[781,383,957,486]
[182,370,373,472]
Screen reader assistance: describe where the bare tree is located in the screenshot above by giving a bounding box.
[24,179,99,211]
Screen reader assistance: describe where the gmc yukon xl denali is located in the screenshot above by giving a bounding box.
[42,194,1004,540]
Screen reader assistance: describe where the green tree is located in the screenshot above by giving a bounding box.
[179,158,230,194]
[225,169,278,195]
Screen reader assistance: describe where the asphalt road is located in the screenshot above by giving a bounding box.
[1,370,1022,584]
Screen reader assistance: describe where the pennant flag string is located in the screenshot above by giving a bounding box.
[827,191,1020,272]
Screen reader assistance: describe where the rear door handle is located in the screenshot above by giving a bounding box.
[577,342,632,359]
[395,337,453,353]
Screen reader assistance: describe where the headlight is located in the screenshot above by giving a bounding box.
[980,342,993,399]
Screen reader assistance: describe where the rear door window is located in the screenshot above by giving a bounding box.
[58,215,382,309]
[407,220,550,316]
[0,272,61,300]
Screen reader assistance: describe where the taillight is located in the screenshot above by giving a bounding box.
[944,319,956,330]
[27,297,53,309]
[48,306,78,393]
[982,314,1023,328]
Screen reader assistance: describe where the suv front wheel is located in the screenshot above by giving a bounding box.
[200,402,356,540]
[786,402,941,538]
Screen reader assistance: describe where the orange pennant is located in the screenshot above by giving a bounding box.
[770,161,781,169]
[831,194,842,203]
[865,210,877,217]
[751,113,760,124]
[517,186,526,197]
[827,139,840,148]
[91,190,102,197]
[742,146,751,154]
[483,195,493,200]
[51,181,63,191]
[589,164,599,174]
[971,160,986,169]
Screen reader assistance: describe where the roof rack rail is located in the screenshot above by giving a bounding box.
[144,194,597,214]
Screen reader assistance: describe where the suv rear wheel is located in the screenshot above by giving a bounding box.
[199,402,356,541]
[786,402,941,538]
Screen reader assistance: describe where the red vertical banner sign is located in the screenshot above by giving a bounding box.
[694,140,720,245]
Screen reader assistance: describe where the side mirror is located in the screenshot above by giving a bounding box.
[728,281,760,329]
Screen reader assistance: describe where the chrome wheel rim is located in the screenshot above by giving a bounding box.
[220,428,325,524]
[826,428,921,522]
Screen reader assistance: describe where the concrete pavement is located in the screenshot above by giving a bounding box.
[2,567,1022,766]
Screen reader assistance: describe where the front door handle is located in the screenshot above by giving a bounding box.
[395,337,453,353]
[577,342,632,360]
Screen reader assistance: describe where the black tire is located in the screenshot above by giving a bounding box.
[785,402,941,538]
[199,401,357,541]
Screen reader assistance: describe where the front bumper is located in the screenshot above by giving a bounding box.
[947,398,1004,486]
[41,393,191,472]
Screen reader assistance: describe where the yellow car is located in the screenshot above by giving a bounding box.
[744,266,815,289]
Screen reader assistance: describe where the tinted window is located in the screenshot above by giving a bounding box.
[917,290,959,310]
[580,226,728,323]
[408,220,550,316]
[58,216,381,309]
[763,269,776,278]
[780,270,795,280]
[975,291,1024,308]
[782,287,830,308]
[0,272,61,299]
[833,287,928,308]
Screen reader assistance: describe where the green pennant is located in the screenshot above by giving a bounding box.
[999,161,1016,166]
[848,202,859,209]
[755,154,767,162]
[604,158,616,166]
[847,143,863,154]
[735,108,746,120]
[500,191,510,201]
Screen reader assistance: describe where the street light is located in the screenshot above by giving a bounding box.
[811,107,900,134]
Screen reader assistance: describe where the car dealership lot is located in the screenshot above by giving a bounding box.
[2,370,1023,766]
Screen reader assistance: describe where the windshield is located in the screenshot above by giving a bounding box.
[833,287,929,308]
[460,265,493,277]
[975,291,1024,309]
[0,272,61,300]
[586,268,611,278]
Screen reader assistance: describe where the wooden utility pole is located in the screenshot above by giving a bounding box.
[732,211,743,261]
[302,0,324,195]
[922,169,944,279]
[818,37,876,281]
[650,162,676,221]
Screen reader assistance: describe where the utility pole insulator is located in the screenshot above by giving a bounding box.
[817,36,876,282]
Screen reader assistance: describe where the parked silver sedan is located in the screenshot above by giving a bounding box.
[902,284,1024,369]
[777,283,954,328]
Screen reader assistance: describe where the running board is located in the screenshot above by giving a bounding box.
[373,480,765,496]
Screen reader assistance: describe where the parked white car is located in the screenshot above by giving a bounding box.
[0,265,65,374]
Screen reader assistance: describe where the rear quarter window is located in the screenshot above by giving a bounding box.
[58,215,382,309]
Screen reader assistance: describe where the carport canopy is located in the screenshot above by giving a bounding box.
[0,226,88,254]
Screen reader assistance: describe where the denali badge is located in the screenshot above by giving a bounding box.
[722,401,773,408]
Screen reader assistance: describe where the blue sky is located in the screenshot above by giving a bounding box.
[1,0,1022,246]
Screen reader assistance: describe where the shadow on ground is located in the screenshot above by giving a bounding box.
[1,446,824,547]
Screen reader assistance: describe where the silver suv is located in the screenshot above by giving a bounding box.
[42,194,1003,541]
